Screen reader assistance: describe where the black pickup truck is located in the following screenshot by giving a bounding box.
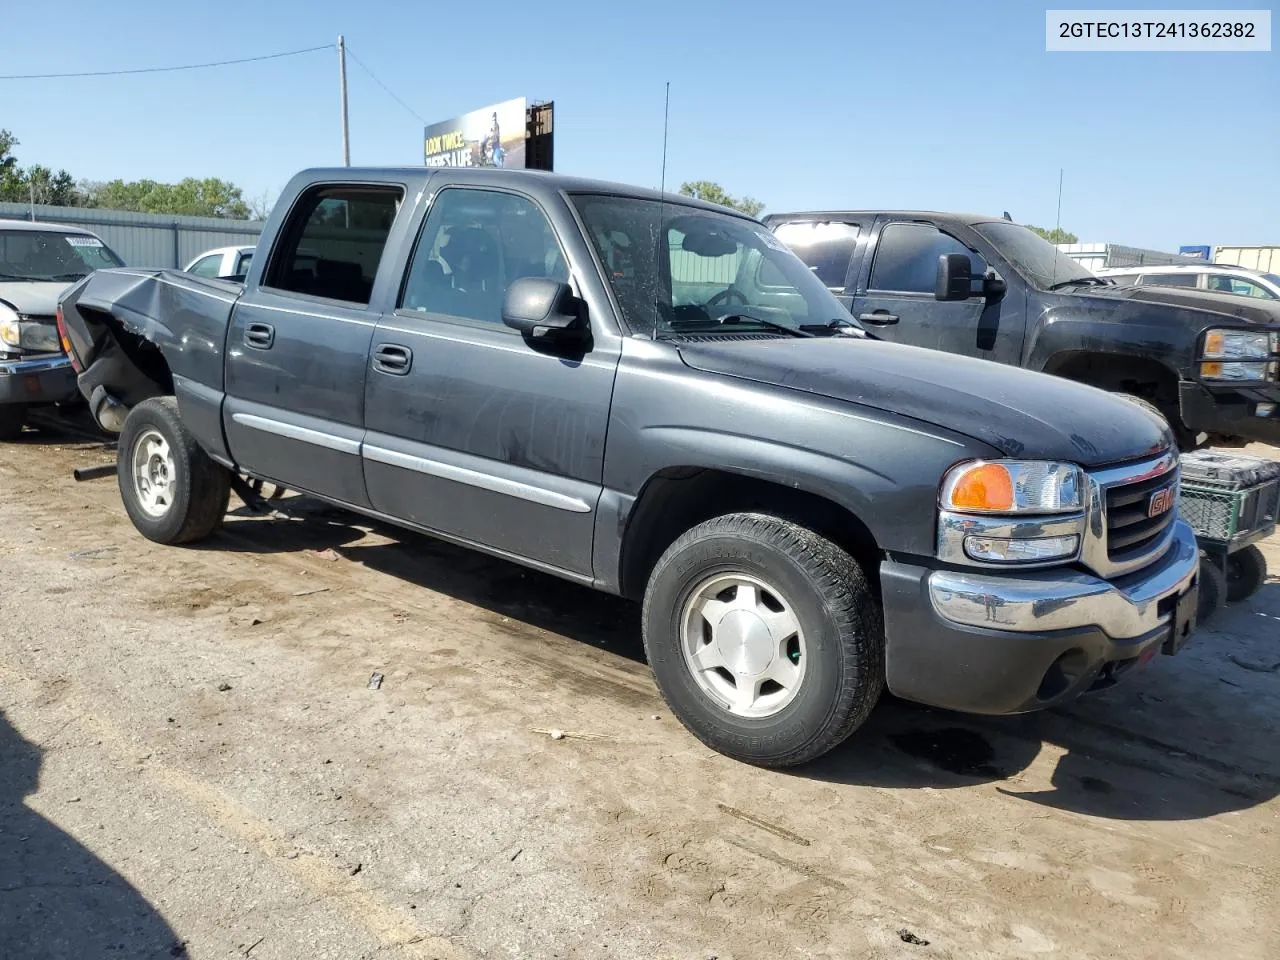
[763,211,1280,450]
[57,168,1199,767]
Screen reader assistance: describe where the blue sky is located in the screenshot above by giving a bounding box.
[3,0,1277,249]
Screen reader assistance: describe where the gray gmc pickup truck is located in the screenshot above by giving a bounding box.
[57,167,1200,766]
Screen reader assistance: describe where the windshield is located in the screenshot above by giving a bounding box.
[0,229,125,282]
[971,221,1096,290]
[571,194,857,337]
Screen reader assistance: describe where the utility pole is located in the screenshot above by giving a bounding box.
[338,35,350,166]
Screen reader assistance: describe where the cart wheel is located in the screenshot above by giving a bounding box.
[1197,557,1226,623]
[1225,545,1267,604]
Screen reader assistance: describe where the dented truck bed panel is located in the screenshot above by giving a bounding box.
[60,269,240,456]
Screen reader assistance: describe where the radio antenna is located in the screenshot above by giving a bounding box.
[1050,167,1064,287]
[654,80,670,341]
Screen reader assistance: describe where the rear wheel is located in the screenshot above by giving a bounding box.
[117,397,231,544]
[0,404,27,441]
[1225,544,1267,604]
[642,513,884,767]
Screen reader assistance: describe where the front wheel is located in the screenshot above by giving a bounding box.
[117,397,231,544]
[642,513,884,767]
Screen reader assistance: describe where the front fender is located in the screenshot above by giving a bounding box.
[1024,297,1217,378]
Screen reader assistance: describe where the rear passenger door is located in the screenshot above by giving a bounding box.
[851,219,1022,364]
[222,183,404,507]
[362,185,618,577]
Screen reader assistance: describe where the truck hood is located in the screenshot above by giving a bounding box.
[0,280,72,316]
[1080,283,1280,327]
[677,337,1171,468]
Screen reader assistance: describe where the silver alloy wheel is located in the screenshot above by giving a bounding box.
[679,572,807,718]
[131,427,176,518]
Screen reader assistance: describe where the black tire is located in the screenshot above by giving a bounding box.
[1225,544,1267,604]
[0,404,26,442]
[1114,393,1201,451]
[117,396,231,544]
[1197,556,1226,624]
[642,513,884,767]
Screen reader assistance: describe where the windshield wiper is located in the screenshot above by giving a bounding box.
[672,314,813,338]
[1048,276,1110,291]
[0,272,38,282]
[799,318,867,337]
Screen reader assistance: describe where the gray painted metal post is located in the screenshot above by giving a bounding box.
[172,222,181,268]
[338,35,350,166]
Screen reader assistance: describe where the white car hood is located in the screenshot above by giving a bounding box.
[0,280,73,315]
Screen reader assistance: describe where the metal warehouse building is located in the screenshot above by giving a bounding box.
[0,202,264,268]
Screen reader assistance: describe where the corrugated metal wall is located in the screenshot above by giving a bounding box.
[0,202,264,268]
[1213,246,1280,273]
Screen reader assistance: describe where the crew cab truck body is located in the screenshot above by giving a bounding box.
[59,169,1199,766]
[763,211,1280,450]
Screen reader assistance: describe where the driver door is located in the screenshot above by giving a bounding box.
[852,219,1023,365]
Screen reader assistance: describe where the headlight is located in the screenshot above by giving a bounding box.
[1200,360,1270,381]
[0,303,19,348]
[964,534,1080,563]
[1201,328,1270,360]
[940,460,1083,515]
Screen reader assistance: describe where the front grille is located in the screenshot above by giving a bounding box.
[1105,469,1178,560]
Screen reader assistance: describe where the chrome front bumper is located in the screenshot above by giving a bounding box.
[929,518,1199,639]
[0,354,76,405]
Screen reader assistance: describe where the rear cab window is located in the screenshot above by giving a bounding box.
[770,220,860,291]
[263,185,404,305]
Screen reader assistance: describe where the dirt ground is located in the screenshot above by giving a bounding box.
[1,415,1277,960]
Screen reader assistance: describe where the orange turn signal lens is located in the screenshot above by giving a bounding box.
[947,463,1014,512]
[1203,330,1224,357]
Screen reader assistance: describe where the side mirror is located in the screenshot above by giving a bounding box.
[935,253,972,301]
[502,278,587,344]
[983,274,1008,300]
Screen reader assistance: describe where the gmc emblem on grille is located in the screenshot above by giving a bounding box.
[1148,485,1176,519]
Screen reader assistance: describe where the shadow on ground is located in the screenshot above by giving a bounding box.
[0,709,186,958]
[205,497,1279,823]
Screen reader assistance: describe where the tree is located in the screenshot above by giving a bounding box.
[0,130,81,206]
[82,177,252,219]
[1025,224,1078,244]
[678,180,765,218]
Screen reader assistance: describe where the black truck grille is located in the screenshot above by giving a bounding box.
[1106,469,1178,560]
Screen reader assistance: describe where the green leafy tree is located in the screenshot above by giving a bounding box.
[678,180,765,218]
[83,177,251,219]
[0,129,21,196]
[1025,224,1078,244]
[0,130,81,206]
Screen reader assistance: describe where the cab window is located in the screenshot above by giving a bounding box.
[400,188,568,325]
[265,184,404,305]
[869,222,987,295]
[771,221,860,290]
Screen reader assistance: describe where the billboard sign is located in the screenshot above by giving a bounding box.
[423,97,529,169]
[1178,245,1211,260]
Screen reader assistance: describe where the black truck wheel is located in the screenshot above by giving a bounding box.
[642,513,884,767]
[117,397,231,544]
[1225,545,1267,604]
[1197,556,1226,624]
[0,404,27,441]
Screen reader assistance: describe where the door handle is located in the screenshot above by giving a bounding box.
[373,343,412,375]
[244,321,275,349]
[857,311,899,326]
